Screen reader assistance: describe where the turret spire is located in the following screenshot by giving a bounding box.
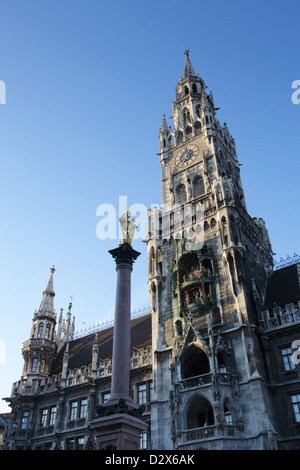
[37,266,56,318]
[183,49,196,78]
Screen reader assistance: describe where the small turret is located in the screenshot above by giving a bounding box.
[21,267,58,382]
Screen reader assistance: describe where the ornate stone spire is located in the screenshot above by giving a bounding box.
[183,49,196,78]
[161,114,168,131]
[36,266,56,318]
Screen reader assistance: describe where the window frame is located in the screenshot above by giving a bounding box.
[21,411,30,430]
[280,347,296,372]
[291,393,300,423]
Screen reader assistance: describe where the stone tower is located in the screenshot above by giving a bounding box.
[21,267,58,383]
[147,51,276,450]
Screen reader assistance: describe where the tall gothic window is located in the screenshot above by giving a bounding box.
[45,323,51,340]
[193,176,205,198]
[176,184,187,205]
[37,323,44,338]
[195,121,201,134]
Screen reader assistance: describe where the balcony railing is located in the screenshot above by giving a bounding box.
[97,346,152,378]
[262,302,300,330]
[180,372,235,390]
[183,424,239,442]
[180,373,212,389]
[12,376,61,395]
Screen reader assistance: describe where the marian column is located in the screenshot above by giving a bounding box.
[90,212,148,450]
[107,241,140,406]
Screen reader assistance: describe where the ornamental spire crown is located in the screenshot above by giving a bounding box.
[36,266,56,318]
[183,49,196,78]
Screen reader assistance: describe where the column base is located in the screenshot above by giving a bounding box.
[90,412,148,450]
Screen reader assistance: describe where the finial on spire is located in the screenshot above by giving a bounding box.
[50,265,55,274]
[161,114,168,131]
[183,49,196,78]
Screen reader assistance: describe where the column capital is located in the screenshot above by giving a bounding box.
[109,243,141,268]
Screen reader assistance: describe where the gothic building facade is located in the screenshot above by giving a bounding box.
[2,52,300,450]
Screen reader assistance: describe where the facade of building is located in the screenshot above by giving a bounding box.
[2,52,300,450]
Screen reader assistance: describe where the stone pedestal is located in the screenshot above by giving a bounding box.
[90,243,147,450]
[90,408,148,450]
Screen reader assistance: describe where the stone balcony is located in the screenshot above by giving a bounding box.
[262,301,300,331]
[180,372,235,391]
[182,423,239,444]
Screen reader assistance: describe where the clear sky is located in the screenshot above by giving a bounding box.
[1,0,300,412]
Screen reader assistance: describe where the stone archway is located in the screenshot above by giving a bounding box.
[181,344,210,379]
[186,395,214,429]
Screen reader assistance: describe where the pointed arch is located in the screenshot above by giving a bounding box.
[223,397,233,424]
[37,322,44,338]
[45,323,51,340]
[156,247,162,275]
[185,394,214,429]
[177,131,183,144]
[195,120,201,135]
[186,126,192,137]
[181,344,210,379]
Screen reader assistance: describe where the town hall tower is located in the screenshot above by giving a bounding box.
[147,50,276,450]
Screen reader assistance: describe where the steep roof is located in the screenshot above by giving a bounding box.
[264,263,300,309]
[50,313,152,375]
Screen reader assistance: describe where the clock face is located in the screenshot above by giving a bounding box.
[176,145,198,167]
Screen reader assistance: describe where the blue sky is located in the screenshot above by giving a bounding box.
[0,0,300,412]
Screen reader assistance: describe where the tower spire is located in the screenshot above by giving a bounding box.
[183,49,196,78]
[37,266,56,318]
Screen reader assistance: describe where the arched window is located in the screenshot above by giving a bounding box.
[195,121,201,135]
[149,247,155,276]
[224,401,233,424]
[217,352,227,373]
[186,395,214,429]
[175,320,182,336]
[37,323,44,338]
[45,323,51,340]
[177,131,183,144]
[193,176,205,198]
[192,83,197,93]
[186,126,192,137]
[224,407,233,424]
[181,345,210,379]
[176,184,187,205]
[151,282,157,312]
[184,86,189,95]
[157,247,162,275]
